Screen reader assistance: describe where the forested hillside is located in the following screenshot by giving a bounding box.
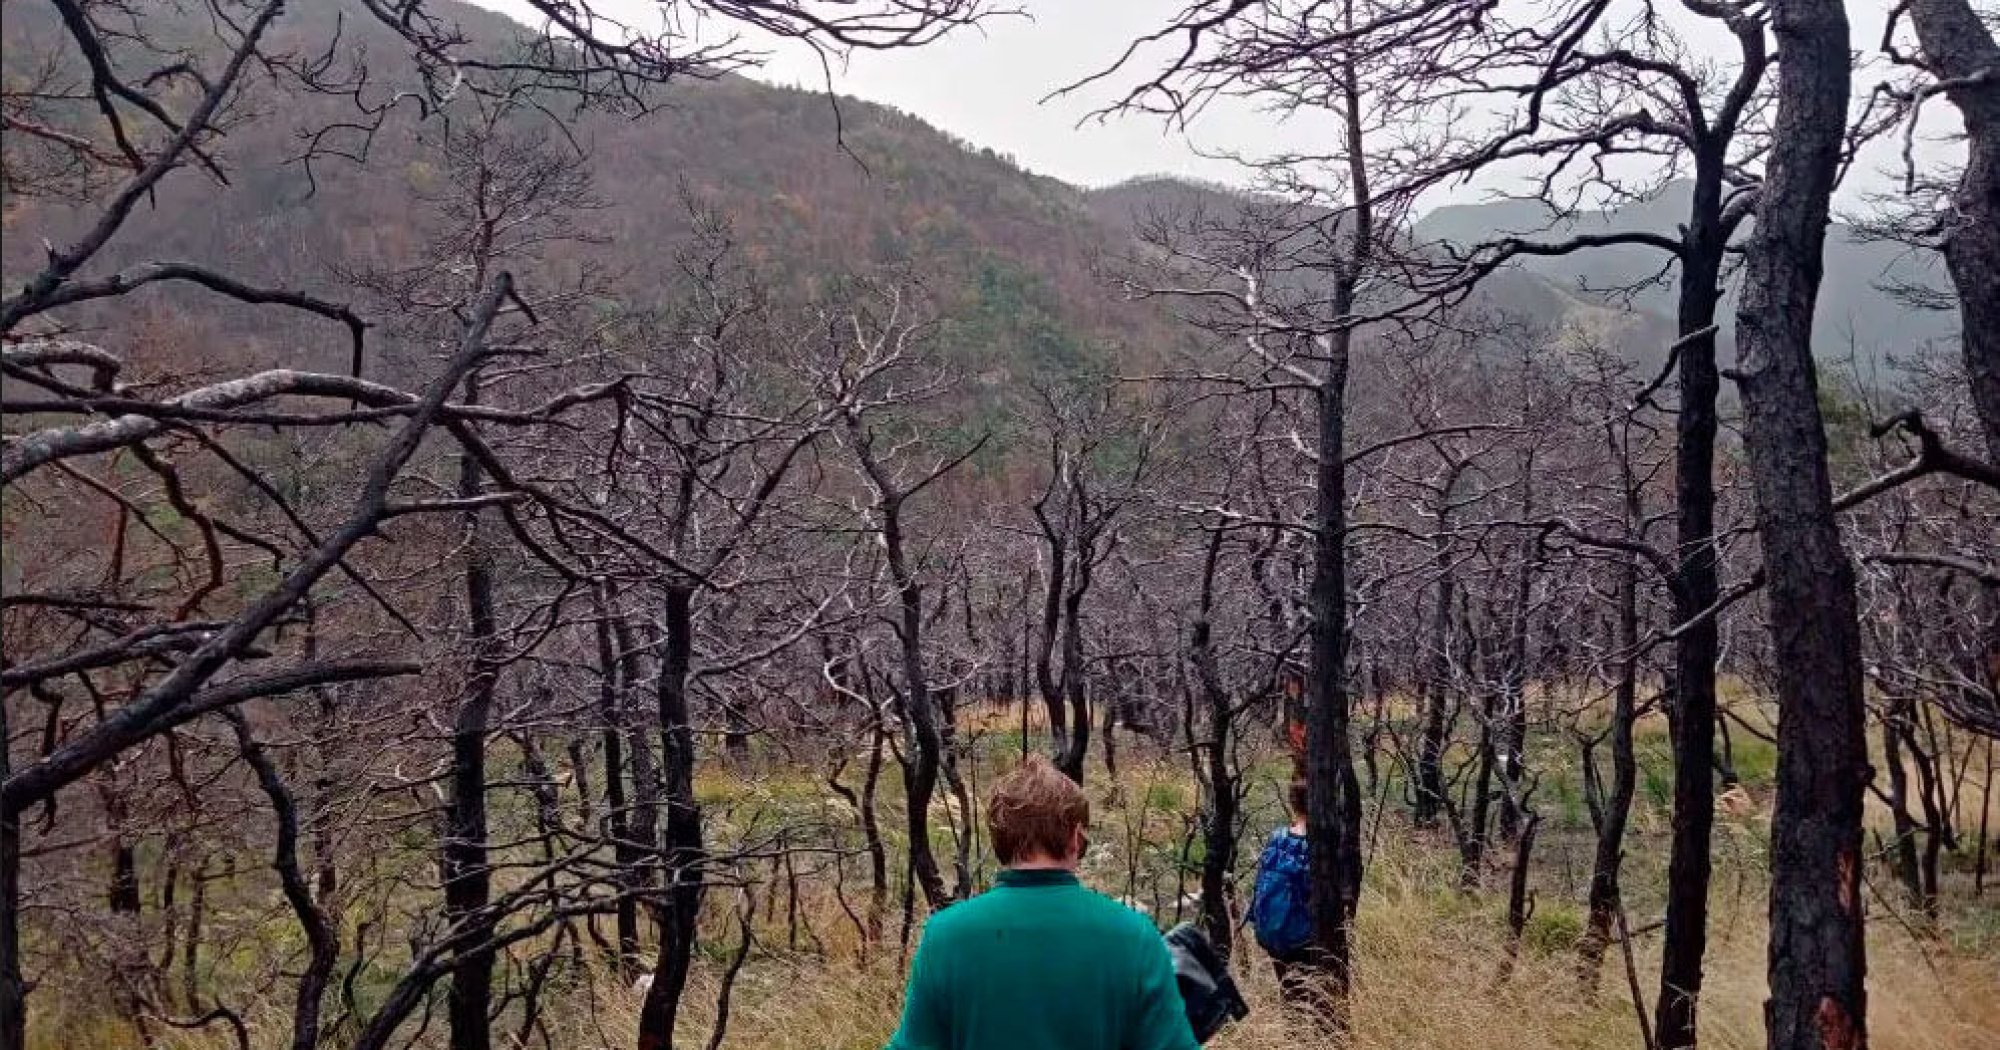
[0,0,1169,405]
[5,0,1733,400]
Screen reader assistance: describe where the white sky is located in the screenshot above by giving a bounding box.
[472,1,1956,207]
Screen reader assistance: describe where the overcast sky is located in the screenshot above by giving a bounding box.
[473,1,1953,208]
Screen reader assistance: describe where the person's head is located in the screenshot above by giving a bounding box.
[1286,778,1309,824]
[987,754,1090,869]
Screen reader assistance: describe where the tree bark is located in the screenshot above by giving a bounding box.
[1881,712,1926,912]
[591,587,641,976]
[848,437,955,911]
[1657,159,1728,1050]
[1908,0,2000,463]
[0,691,21,1050]
[226,711,338,1050]
[1035,541,1071,760]
[1414,466,1462,829]
[1191,528,1240,960]
[613,608,662,926]
[1581,541,1640,995]
[1497,460,1537,844]
[1055,560,1093,783]
[1302,311,1361,1018]
[446,374,500,1050]
[637,585,704,1050]
[1736,4,1869,1047]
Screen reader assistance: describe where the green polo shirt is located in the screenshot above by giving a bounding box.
[885,868,1201,1050]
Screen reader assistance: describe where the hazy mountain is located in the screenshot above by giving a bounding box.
[1415,184,1957,376]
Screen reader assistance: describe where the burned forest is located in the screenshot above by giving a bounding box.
[2,2,1997,1049]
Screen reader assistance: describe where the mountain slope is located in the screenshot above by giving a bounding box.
[3,1,1948,402]
[1415,184,1956,375]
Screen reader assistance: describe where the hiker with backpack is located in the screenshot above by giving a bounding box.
[885,755,1203,1050]
[1249,778,1315,998]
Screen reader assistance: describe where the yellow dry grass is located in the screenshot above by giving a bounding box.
[619,844,2000,1050]
[52,717,2000,1050]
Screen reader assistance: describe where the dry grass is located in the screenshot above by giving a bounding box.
[44,715,2000,1050]
[614,834,1999,1050]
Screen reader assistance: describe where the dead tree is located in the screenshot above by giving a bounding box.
[1896,0,2000,462]
[1421,4,1779,1034]
[829,283,984,911]
[1733,1,1868,1046]
[1027,385,1155,784]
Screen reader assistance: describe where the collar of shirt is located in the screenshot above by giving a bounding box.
[994,868,1080,888]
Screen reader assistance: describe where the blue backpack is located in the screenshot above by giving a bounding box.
[1249,830,1312,956]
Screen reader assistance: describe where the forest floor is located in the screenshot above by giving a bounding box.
[38,693,2000,1050]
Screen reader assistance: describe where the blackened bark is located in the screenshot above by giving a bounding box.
[1414,468,1462,829]
[1465,648,1499,889]
[1191,528,1240,960]
[1657,162,1728,1050]
[848,429,954,911]
[1055,560,1093,783]
[638,585,704,1050]
[1908,0,2000,463]
[1736,4,1869,1047]
[1581,544,1640,995]
[614,608,661,914]
[183,857,205,1014]
[106,782,140,917]
[1099,683,1118,785]
[1035,541,1070,759]
[1497,476,1537,844]
[1297,60,1370,1019]
[0,692,21,1050]
[1502,806,1542,978]
[446,378,500,1050]
[860,716,889,942]
[889,548,952,910]
[226,711,338,1050]
[1883,714,1925,911]
[591,588,640,975]
[1303,321,1360,1014]
[1908,715,1950,919]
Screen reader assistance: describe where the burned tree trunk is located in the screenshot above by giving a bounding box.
[590,587,641,977]
[1303,316,1362,1019]
[1908,0,2000,462]
[1055,559,1094,783]
[446,378,500,1050]
[1415,461,1465,830]
[1,695,20,1050]
[1035,541,1071,761]
[638,585,705,1050]
[1190,528,1241,960]
[1656,170,1729,1050]
[1735,2,1870,1046]
[1581,545,1641,994]
[226,711,338,1050]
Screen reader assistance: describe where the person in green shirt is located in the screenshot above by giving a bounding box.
[885,755,1202,1050]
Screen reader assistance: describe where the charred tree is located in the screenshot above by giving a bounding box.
[1735,2,1870,1046]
